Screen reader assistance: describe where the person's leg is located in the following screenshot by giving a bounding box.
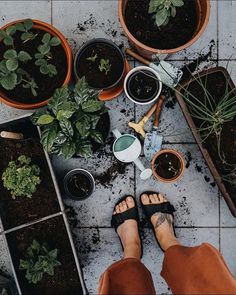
[98,196,156,295]
[141,193,236,295]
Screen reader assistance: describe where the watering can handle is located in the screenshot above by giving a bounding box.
[154,95,165,127]
[112,129,122,139]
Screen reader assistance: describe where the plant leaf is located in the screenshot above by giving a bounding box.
[4,49,17,59]
[15,23,25,32]
[171,0,184,7]
[6,26,16,36]
[37,114,55,125]
[3,35,13,46]
[76,141,93,158]
[42,33,51,44]
[38,44,50,55]
[23,19,34,30]
[61,141,76,159]
[48,86,70,115]
[50,36,61,46]
[40,65,49,75]
[90,130,104,144]
[18,51,32,62]
[0,72,17,90]
[76,117,90,137]
[6,59,18,71]
[40,123,58,152]
[82,99,103,113]
[155,8,168,27]
[35,58,47,66]
[59,119,74,137]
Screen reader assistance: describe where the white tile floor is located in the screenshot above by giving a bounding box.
[0,1,236,294]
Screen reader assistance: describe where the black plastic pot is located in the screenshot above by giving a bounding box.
[74,38,125,90]
[63,169,95,201]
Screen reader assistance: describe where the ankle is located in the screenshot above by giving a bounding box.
[157,234,180,251]
[123,242,141,260]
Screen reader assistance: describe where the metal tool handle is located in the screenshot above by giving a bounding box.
[154,95,165,127]
[125,48,150,66]
[0,131,23,140]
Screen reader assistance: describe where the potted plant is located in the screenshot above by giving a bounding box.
[152,149,185,182]
[32,77,110,159]
[6,215,85,294]
[0,19,72,110]
[0,115,63,230]
[124,65,162,105]
[63,169,95,200]
[175,67,236,217]
[118,0,210,59]
[74,38,125,90]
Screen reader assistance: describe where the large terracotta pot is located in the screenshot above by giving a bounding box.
[118,0,211,59]
[0,19,72,110]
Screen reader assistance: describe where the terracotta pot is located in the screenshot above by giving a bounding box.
[152,149,185,183]
[0,19,72,110]
[175,67,236,217]
[118,0,211,59]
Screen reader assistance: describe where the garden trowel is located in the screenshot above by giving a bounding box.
[144,95,165,161]
[125,48,183,88]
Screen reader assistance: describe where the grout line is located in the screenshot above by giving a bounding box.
[75,226,236,229]
[50,0,53,25]
[216,0,219,65]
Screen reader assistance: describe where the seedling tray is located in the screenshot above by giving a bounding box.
[2,213,86,295]
[175,67,236,217]
[0,114,64,230]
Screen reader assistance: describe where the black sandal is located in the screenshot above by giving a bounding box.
[140,191,176,252]
[111,195,143,258]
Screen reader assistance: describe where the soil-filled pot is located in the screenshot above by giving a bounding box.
[74,38,125,90]
[0,19,72,110]
[64,169,95,200]
[6,215,85,295]
[124,66,162,105]
[0,115,63,230]
[175,67,236,217]
[118,0,210,59]
[152,149,185,183]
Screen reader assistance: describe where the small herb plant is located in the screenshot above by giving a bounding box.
[0,19,61,96]
[19,240,61,284]
[86,53,98,62]
[32,77,108,159]
[1,155,41,199]
[149,0,184,27]
[34,33,61,77]
[99,59,111,75]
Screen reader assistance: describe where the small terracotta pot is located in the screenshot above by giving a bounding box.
[118,0,211,59]
[152,149,185,183]
[0,19,72,110]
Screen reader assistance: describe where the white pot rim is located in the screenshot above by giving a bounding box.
[124,66,162,105]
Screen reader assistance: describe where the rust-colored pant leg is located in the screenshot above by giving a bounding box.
[161,243,236,294]
[98,258,156,295]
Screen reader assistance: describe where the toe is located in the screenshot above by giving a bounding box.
[126,196,135,208]
[119,202,124,212]
[115,205,120,214]
[113,210,117,215]
[122,200,128,210]
[159,193,167,203]
[150,194,156,204]
[141,194,150,205]
[153,193,159,203]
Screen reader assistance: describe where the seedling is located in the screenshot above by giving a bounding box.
[34,33,61,77]
[15,18,38,43]
[86,53,98,62]
[2,155,41,199]
[32,77,107,159]
[149,0,184,27]
[19,240,61,284]
[99,59,111,75]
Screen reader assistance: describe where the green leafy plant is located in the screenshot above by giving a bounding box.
[0,25,17,46]
[86,53,98,62]
[19,240,61,284]
[32,77,108,159]
[15,19,38,43]
[149,0,184,27]
[99,59,111,75]
[2,155,41,199]
[34,33,61,77]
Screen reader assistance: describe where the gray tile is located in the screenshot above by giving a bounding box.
[218,0,236,59]
[0,1,51,26]
[221,228,236,276]
[52,0,129,55]
[218,60,236,85]
[0,235,13,277]
[0,103,31,123]
[220,196,236,227]
[136,144,220,227]
[73,227,219,295]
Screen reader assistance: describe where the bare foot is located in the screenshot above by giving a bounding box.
[113,196,141,260]
[141,193,180,251]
